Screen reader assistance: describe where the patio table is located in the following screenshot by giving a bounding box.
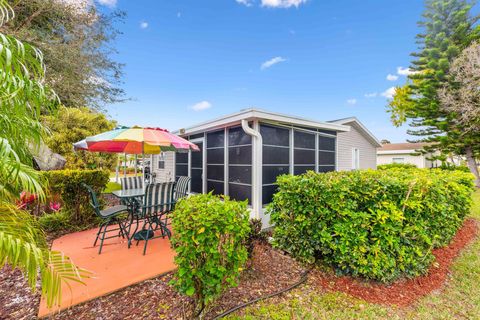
[111,188,150,245]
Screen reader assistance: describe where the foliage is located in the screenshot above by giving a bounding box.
[3,0,126,109]
[0,0,87,308]
[170,193,250,318]
[439,163,471,172]
[38,211,72,233]
[377,163,417,170]
[438,41,480,186]
[228,190,480,320]
[268,169,474,282]
[0,203,90,307]
[42,106,117,170]
[387,0,480,186]
[41,169,109,225]
[104,182,121,194]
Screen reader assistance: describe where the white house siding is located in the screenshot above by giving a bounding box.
[153,152,175,182]
[377,152,441,169]
[336,122,377,171]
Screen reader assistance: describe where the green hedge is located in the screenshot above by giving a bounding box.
[41,169,109,225]
[170,193,250,317]
[268,169,474,282]
[377,163,417,170]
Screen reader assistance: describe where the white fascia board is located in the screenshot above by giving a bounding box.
[332,117,382,147]
[173,108,350,136]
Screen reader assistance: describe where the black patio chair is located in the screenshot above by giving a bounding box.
[175,176,190,202]
[83,183,129,254]
[134,182,176,255]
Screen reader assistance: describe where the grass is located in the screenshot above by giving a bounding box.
[228,190,480,320]
[103,181,121,193]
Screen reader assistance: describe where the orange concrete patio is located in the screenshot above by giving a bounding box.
[38,225,176,318]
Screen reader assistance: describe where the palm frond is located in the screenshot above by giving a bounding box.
[0,138,45,201]
[0,203,91,307]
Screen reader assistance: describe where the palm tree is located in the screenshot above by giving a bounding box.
[0,0,88,308]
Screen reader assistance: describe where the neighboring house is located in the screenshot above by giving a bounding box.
[377,142,441,168]
[153,108,380,226]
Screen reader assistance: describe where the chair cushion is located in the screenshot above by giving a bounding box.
[100,205,128,217]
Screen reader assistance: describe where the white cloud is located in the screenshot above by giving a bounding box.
[347,99,357,105]
[364,92,377,98]
[97,0,117,7]
[381,87,396,99]
[397,66,417,76]
[261,0,307,8]
[386,74,399,81]
[190,101,212,111]
[236,0,254,6]
[140,21,149,29]
[261,56,287,70]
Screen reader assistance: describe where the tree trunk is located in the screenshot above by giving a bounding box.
[465,146,480,188]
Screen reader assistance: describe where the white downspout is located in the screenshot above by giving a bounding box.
[241,120,262,220]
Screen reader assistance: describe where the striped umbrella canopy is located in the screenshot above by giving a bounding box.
[74,126,199,154]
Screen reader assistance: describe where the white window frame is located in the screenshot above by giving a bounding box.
[392,157,405,164]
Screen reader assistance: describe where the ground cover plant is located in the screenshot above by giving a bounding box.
[269,168,475,282]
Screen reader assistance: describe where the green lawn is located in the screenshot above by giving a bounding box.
[228,190,480,320]
[103,181,121,193]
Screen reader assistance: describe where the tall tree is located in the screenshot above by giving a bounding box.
[387,0,480,185]
[1,0,126,110]
[0,0,88,307]
[438,41,480,186]
[42,106,118,170]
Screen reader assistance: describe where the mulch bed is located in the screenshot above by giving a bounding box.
[311,218,478,307]
[0,241,304,320]
[0,219,477,319]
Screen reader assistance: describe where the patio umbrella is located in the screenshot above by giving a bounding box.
[73,126,198,182]
[79,126,198,154]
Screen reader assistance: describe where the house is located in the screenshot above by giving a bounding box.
[153,108,381,226]
[377,142,441,168]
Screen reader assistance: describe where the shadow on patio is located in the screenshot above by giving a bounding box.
[38,225,176,318]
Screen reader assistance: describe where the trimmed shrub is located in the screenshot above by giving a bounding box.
[170,193,250,317]
[268,169,474,282]
[41,169,109,225]
[377,163,417,170]
[38,211,72,233]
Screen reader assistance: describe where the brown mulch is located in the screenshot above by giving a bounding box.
[311,218,478,307]
[0,241,304,320]
[1,219,477,319]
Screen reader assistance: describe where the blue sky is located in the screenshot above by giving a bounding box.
[99,0,428,142]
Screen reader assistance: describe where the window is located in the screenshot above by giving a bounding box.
[293,130,316,175]
[228,126,252,204]
[261,124,290,205]
[352,148,360,170]
[392,157,405,164]
[175,152,188,180]
[158,160,165,169]
[318,135,336,172]
[206,130,224,195]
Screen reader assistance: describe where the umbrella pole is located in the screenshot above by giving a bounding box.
[123,153,127,178]
[134,154,138,176]
[142,152,145,187]
[115,155,119,183]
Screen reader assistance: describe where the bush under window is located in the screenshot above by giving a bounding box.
[268,168,474,282]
